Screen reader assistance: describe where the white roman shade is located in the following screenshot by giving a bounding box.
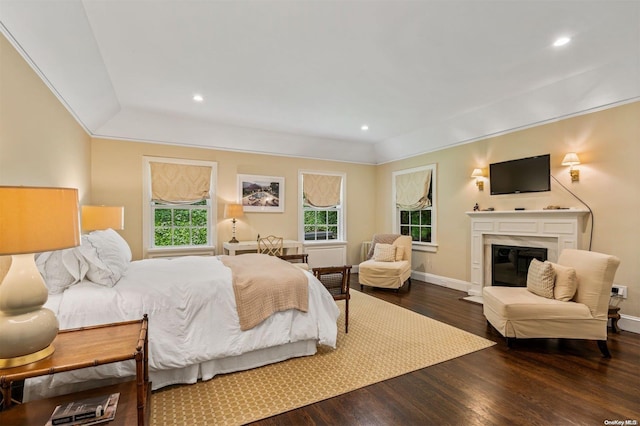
[303,173,342,207]
[395,169,432,210]
[150,162,212,203]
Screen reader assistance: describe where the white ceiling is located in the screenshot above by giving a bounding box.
[1,1,639,164]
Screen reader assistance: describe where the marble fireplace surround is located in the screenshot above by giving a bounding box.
[466,209,589,297]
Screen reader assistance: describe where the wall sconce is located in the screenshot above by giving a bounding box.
[224,203,244,243]
[471,168,485,191]
[561,153,581,182]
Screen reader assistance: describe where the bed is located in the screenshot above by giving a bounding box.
[24,229,339,401]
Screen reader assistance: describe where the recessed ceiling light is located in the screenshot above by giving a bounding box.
[361,125,369,131]
[553,36,571,47]
[193,94,204,102]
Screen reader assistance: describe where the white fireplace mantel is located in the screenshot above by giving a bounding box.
[466,209,589,296]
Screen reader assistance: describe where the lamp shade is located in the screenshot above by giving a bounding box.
[82,205,125,232]
[471,168,484,178]
[224,203,244,219]
[561,153,581,166]
[0,186,80,255]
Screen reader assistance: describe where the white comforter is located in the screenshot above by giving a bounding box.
[24,256,339,399]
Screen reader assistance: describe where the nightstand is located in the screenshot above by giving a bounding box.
[608,305,621,333]
[0,316,150,426]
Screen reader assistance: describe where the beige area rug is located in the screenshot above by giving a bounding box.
[150,290,495,425]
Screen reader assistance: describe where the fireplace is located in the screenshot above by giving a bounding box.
[466,209,589,297]
[491,245,547,287]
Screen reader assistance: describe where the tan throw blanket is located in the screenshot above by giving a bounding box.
[221,254,309,331]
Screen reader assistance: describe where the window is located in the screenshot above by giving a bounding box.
[393,164,437,251]
[299,171,346,242]
[304,207,339,241]
[399,209,432,243]
[152,200,208,247]
[142,157,217,257]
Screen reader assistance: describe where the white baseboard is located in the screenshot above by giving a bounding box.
[618,314,640,334]
[410,271,470,293]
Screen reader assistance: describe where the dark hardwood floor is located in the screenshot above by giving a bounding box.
[252,276,640,426]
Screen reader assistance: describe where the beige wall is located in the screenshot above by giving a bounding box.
[0,34,91,200]
[376,102,640,317]
[90,138,376,265]
[2,31,638,319]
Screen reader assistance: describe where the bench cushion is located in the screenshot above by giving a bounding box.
[359,259,411,289]
[484,286,592,321]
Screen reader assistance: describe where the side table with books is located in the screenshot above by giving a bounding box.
[0,316,150,426]
[47,392,120,425]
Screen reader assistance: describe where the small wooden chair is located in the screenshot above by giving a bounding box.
[312,265,352,333]
[278,253,310,271]
[257,235,284,256]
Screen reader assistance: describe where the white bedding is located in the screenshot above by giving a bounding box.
[24,255,339,400]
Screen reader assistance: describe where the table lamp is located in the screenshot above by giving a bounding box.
[0,186,80,368]
[81,205,125,232]
[224,203,244,243]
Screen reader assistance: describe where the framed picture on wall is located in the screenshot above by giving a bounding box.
[237,174,285,213]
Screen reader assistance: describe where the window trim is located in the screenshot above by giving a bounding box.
[142,156,217,258]
[392,164,437,252]
[298,170,347,244]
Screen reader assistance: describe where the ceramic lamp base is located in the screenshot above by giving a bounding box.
[0,254,59,369]
[0,344,55,369]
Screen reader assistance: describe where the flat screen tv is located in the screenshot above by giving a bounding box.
[489,154,550,195]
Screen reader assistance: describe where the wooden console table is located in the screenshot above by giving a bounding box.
[0,316,150,426]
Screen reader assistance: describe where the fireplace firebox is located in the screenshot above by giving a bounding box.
[491,245,547,287]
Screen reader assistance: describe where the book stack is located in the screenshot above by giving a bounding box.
[45,393,120,426]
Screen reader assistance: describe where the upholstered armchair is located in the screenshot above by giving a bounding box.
[359,234,412,291]
[483,249,620,357]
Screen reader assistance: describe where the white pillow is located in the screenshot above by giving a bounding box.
[78,229,132,287]
[373,243,397,262]
[36,248,88,294]
[526,259,555,299]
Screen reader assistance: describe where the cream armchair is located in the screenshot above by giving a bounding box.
[359,234,412,291]
[483,249,620,357]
